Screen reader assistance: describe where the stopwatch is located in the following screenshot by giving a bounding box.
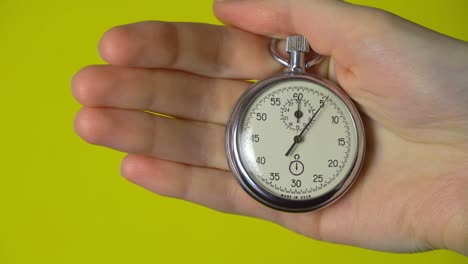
[225,35,365,212]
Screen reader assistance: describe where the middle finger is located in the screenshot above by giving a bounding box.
[72,65,250,125]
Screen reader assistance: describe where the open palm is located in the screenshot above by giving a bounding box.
[72,0,468,254]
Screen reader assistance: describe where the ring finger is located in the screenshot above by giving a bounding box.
[74,107,228,170]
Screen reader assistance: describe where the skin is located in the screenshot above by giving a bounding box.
[71,0,468,255]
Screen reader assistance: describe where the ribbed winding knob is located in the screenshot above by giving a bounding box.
[286,35,310,53]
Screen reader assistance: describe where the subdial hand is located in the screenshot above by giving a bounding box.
[294,99,303,123]
[285,96,329,156]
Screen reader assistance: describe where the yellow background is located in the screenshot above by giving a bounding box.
[1,0,467,263]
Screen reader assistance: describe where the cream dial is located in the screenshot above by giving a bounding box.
[237,79,358,201]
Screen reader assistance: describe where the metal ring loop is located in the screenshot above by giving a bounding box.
[269,38,324,69]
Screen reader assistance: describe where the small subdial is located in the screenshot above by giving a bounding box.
[280,98,314,132]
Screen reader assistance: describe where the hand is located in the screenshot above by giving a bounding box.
[295,98,302,124]
[71,0,468,255]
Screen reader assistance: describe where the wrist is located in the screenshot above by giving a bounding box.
[424,168,468,255]
[442,175,468,256]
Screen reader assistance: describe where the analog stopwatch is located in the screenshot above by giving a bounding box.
[225,36,365,212]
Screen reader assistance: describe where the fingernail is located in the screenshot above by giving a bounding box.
[269,34,288,39]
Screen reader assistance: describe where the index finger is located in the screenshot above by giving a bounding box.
[99,21,283,79]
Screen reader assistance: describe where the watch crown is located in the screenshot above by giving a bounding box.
[286,35,310,53]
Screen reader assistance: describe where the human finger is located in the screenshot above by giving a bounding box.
[214,0,368,62]
[74,107,228,170]
[72,65,250,125]
[120,154,282,221]
[98,21,284,79]
[213,0,398,86]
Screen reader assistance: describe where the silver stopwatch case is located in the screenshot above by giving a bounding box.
[225,36,365,212]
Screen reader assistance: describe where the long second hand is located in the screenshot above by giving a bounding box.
[285,96,329,156]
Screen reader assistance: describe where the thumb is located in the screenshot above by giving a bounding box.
[213,0,373,67]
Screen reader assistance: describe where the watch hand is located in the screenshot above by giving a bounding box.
[285,96,329,156]
[296,99,301,123]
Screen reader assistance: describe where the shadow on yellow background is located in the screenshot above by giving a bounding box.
[0,0,466,263]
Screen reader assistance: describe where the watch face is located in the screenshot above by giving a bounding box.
[226,74,365,212]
